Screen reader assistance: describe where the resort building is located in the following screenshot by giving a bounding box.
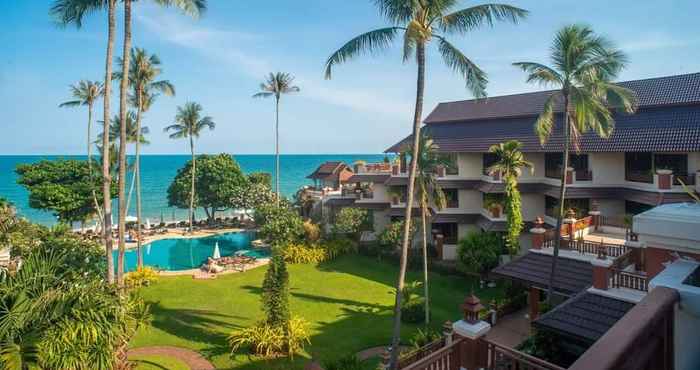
[320,72,700,261]
[305,161,354,191]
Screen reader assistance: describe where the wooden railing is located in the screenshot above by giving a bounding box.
[398,339,446,369]
[401,338,462,370]
[481,339,567,370]
[566,238,629,258]
[610,268,648,291]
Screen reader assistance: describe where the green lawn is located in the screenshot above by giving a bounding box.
[129,354,190,370]
[131,254,504,369]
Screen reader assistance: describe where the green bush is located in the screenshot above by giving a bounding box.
[256,204,304,247]
[333,208,368,235]
[457,231,502,276]
[282,243,327,264]
[228,317,311,358]
[401,297,426,323]
[409,328,442,349]
[379,220,416,252]
[324,237,357,259]
[324,354,364,370]
[125,267,159,289]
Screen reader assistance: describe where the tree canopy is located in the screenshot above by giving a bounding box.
[16,159,116,224]
[167,154,247,221]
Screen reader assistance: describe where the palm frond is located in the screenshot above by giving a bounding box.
[50,0,107,28]
[440,4,528,34]
[436,37,487,98]
[534,93,558,145]
[150,80,175,96]
[252,92,274,99]
[151,0,206,19]
[58,100,83,108]
[324,27,402,79]
[512,62,563,87]
[373,0,415,24]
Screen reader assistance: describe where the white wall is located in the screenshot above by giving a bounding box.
[589,152,626,185]
[371,183,389,202]
[458,153,482,177]
[522,153,545,179]
[521,193,545,221]
[459,190,483,213]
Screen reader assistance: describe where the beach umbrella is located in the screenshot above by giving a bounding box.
[145,219,151,230]
[213,242,221,259]
[125,215,138,223]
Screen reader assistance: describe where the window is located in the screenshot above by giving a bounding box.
[545,153,588,178]
[439,153,459,175]
[625,152,653,183]
[443,189,459,208]
[483,153,499,175]
[432,222,458,244]
[545,196,590,218]
[654,154,688,175]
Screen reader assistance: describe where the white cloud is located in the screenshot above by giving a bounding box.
[135,10,411,118]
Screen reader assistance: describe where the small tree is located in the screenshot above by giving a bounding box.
[333,207,368,236]
[457,232,501,277]
[261,254,290,327]
[256,204,304,247]
[379,220,416,251]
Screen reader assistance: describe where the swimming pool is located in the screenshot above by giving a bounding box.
[114,231,269,272]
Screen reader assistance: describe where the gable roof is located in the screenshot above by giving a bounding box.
[490,252,593,295]
[424,72,700,124]
[306,161,351,180]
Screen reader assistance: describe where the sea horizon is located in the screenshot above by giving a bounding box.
[0,153,388,225]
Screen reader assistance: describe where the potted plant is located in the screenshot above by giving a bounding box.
[388,188,402,205]
[490,202,502,218]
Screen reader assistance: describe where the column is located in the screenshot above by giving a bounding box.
[530,217,546,250]
[453,294,491,370]
[591,258,612,290]
[529,287,541,320]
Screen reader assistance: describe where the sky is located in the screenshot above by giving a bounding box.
[1,0,699,155]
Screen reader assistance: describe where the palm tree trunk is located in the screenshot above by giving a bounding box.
[116,0,132,286]
[135,93,144,269]
[275,95,280,205]
[103,0,116,284]
[547,92,570,304]
[421,202,430,325]
[88,103,103,231]
[189,135,195,233]
[389,42,426,370]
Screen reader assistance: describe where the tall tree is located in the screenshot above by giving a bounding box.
[253,72,300,202]
[325,2,527,366]
[115,0,205,286]
[514,24,637,303]
[486,140,533,255]
[116,48,175,268]
[406,133,448,325]
[164,102,216,233]
[59,80,105,227]
[51,0,119,284]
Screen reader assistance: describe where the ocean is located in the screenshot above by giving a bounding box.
[0,154,386,225]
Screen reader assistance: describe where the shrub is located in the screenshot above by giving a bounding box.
[282,243,327,264]
[303,220,321,243]
[262,255,290,327]
[457,231,502,276]
[324,237,357,259]
[409,328,442,349]
[324,354,364,370]
[333,208,368,235]
[125,267,158,288]
[401,297,426,323]
[256,204,304,247]
[379,220,416,251]
[228,317,311,358]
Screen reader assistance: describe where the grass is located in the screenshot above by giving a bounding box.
[131,254,505,369]
[129,354,190,370]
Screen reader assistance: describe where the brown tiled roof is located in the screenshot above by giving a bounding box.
[491,252,592,295]
[307,161,350,180]
[347,174,390,183]
[424,72,700,124]
[476,215,506,232]
[533,291,634,343]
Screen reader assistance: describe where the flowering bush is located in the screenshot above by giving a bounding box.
[333,207,368,235]
[125,267,159,288]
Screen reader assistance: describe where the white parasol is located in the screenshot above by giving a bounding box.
[145,218,151,230]
[213,242,221,259]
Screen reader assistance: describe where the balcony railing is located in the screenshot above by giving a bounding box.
[625,170,653,183]
[610,268,648,291]
[575,169,593,181]
[674,173,696,186]
[401,338,462,370]
[545,167,562,179]
[356,162,391,174]
[481,339,567,370]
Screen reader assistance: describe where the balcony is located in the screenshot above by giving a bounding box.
[353,162,391,174]
[625,170,653,183]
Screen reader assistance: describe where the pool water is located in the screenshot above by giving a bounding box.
[114,232,268,272]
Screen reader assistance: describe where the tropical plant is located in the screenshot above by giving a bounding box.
[333,207,368,236]
[325,2,527,364]
[262,254,290,327]
[124,266,159,288]
[379,220,416,251]
[255,204,304,247]
[164,102,216,232]
[228,316,311,358]
[399,281,426,323]
[59,80,104,226]
[167,154,246,222]
[409,328,442,350]
[302,220,321,243]
[487,140,533,255]
[253,72,300,201]
[281,243,327,264]
[514,24,637,303]
[404,133,449,325]
[457,231,501,277]
[50,0,119,284]
[324,354,364,370]
[115,47,175,268]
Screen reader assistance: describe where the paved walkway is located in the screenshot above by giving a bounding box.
[128,346,215,370]
[484,308,531,348]
[356,345,410,361]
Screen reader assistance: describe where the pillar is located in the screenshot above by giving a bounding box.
[530,217,546,250]
[563,209,577,243]
[529,287,541,321]
[400,153,407,174]
[566,167,574,184]
[589,200,601,231]
[391,164,399,176]
[657,169,672,190]
[435,234,444,260]
[453,294,491,370]
[591,258,612,290]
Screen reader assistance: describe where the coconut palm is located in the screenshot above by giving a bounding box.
[487,140,533,255]
[115,0,205,286]
[59,80,104,227]
[514,24,637,303]
[115,48,175,268]
[51,0,118,284]
[325,2,527,366]
[164,102,215,233]
[403,133,449,325]
[253,72,300,202]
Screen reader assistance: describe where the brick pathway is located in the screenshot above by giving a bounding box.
[484,308,531,348]
[128,346,215,370]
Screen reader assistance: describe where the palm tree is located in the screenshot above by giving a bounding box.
[116,48,175,268]
[253,72,300,202]
[51,0,118,284]
[164,102,215,233]
[486,140,533,255]
[115,0,205,286]
[404,133,449,325]
[59,80,104,227]
[514,24,637,303]
[324,2,527,366]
